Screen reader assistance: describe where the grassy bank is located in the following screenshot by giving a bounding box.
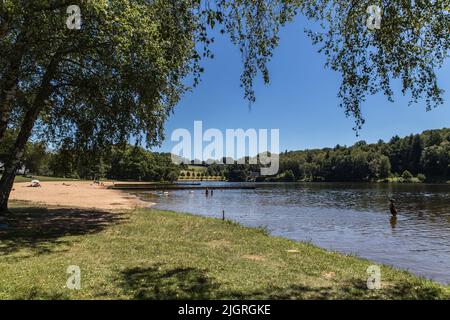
[0,202,449,300]
[13,176,81,183]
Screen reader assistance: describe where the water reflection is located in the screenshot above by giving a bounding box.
[143,182,450,284]
[390,216,398,229]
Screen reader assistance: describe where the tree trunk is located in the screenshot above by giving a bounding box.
[0,158,19,213]
[0,57,59,214]
[0,105,43,212]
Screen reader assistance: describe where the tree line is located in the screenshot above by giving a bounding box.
[200,128,450,183]
[0,132,179,182]
[278,128,450,183]
[2,128,449,183]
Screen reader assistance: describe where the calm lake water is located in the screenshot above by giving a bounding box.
[140,182,450,284]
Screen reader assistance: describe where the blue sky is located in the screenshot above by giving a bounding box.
[154,16,450,154]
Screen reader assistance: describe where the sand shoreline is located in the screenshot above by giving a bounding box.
[10,181,152,211]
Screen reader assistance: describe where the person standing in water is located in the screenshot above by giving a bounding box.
[389,199,398,217]
[205,188,209,197]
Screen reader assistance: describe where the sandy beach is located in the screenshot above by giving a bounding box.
[10,181,151,210]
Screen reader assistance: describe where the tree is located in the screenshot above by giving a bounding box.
[269,128,449,182]
[421,143,450,178]
[224,164,248,182]
[351,151,370,181]
[304,1,449,130]
[22,141,48,176]
[283,170,296,182]
[402,170,414,181]
[379,155,391,179]
[1,131,50,176]
[0,129,16,172]
[0,0,296,212]
[1,1,449,212]
[417,173,427,183]
[106,145,179,182]
[48,139,78,178]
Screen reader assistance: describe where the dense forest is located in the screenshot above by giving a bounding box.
[1,128,449,183]
[276,128,450,183]
[211,128,450,183]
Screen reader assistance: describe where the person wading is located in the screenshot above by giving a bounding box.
[389,199,398,217]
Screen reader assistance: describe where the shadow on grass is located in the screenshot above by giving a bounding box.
[14,287,70,300]
[335,277,448,300]
[0,206,126,257]
[121,266,221,300]
[120,266,448,300]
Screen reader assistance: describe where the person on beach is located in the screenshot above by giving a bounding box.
[389,199,398,217]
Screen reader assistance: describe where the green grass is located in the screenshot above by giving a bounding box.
[186,165,208,172]
[0,201,448,300]
[13,176,81,183]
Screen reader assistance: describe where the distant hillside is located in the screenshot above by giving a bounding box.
[5,128,448,183]
[201,128,450,183]
[277,128,450,182]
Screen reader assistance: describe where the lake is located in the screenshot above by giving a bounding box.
[139,182,450,284]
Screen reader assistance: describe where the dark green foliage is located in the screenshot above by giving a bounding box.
[224,164,249,182]
[282,170,296,182]
[63,145,180,182]
[402,170,414,181]
[213,128,449,182]
[278,128,450,182]
[303,0,450,130]
[3,137,179,182]
[9,128,449,183]
[417,174,427,183]
[207,163,224,176]
[0,0,298,211]
[0,130,51,176]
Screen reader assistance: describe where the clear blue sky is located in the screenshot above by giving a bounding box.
[154,16,450,154]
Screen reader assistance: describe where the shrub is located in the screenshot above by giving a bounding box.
[402,170,414,181]
[283,170,296,182]
[417,173,426,183]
